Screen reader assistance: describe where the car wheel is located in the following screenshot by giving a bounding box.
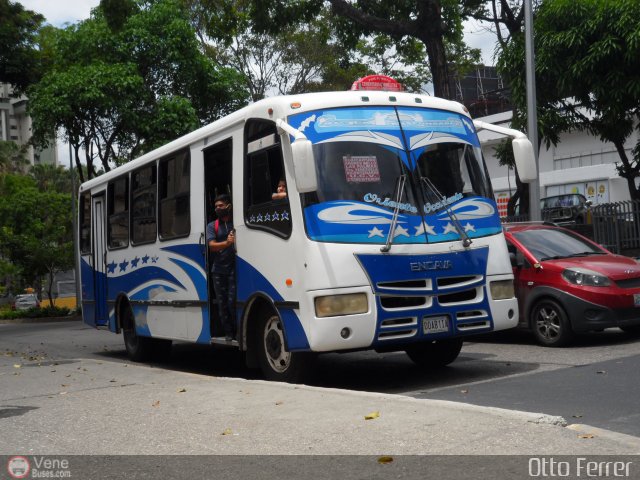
[620,325,640,336]
[405,338,463,368]
[531,299,573,347]
[257,312,315,383]
[122,306,154,362]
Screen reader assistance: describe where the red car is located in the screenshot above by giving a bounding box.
[504,223,640,346]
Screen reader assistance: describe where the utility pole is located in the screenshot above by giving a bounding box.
[525,0,541,221]
[70,143,80,309]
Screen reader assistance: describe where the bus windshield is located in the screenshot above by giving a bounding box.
[289,106,499,244]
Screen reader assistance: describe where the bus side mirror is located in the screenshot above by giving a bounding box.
[512,138,537,183]
[291,139,317,193]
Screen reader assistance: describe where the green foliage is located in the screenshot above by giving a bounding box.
[0,0,45,93]
[0,173,74,303]
[28,0,249,179]
[499,0,640,200]
[0,141,29,174]
[211,0,486,99]
[0,305,72,320]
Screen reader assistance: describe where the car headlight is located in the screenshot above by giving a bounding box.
[314,293,368,318]
[562,268,610,287]
[490,280,515,300]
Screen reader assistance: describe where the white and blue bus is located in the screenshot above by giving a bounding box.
[78,75,536,382]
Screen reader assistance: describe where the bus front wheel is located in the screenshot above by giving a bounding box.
[257,313,314,383]
[122,306,154,362]
[405,338,463,368]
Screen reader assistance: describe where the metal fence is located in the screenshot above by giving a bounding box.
[591,200,640,254]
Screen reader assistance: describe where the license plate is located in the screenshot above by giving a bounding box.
[634,294,640,307]
[423,315,450,334]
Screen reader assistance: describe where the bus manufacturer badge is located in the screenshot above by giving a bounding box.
[410,260,453,272]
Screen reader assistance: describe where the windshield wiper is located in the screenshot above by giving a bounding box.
[420,176,472,248]
[564,251,605,258]
[381,175,407,253]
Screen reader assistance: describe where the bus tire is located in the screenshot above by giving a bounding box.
[122,306,154,362]
[257,312,315,383]
[405,338,463,368]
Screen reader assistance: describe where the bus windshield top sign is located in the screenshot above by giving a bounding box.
[350,75,403,92]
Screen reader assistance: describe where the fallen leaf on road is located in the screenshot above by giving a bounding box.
[578,434,595,439]
[365,411,380,420]
[61,384,68,387]
[177,388,186,393]
[60,392,67,395]
[65,374,71,378]
[460,389,469,394]
[377,456,394,464]
[13,364,20,369]
[221,428,233,435]
[596,370,606,374]
[572,414,583,418]
[109,379,117,383]
[50,370,56,373]
[275,401,284,406]
[152,401,160,408]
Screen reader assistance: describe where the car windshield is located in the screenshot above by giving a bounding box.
[512,228,605,261]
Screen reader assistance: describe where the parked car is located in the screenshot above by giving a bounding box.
[540,193,591,225]
[504,222,640,346]
[13,293,40,311]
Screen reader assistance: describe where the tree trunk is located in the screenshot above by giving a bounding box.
[613,139,640,201]
[423,36,452,100]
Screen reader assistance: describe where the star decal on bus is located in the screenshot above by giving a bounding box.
[107,261,117,273]
[281,211,290,221]
[141,254,150,264]
[119,260,129,272]
[464,222,476,232]
[442,222,458,235]
[130,256,140,268]
[151,256,159,263]
[414,223,436,236]
[393,225,410,237]
[368,226,384,238]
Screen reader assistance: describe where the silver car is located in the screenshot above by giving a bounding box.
[14,293,40,310]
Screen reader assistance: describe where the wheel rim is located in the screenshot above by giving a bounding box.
[535,305,561,341]
[263,315,291,373]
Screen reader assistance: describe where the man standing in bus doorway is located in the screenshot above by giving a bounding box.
[207,194,236,341]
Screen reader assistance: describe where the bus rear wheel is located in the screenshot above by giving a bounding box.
[257,313,314,383]
[405,338,463,368]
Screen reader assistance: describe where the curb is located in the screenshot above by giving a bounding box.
[0,316,81,325]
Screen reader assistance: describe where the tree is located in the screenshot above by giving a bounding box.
[499,0,640,201]
[0,0,45,93]
[202,0,484,99]
[28,0,249,181]
[0,141,29,174]
[0,174,74,303]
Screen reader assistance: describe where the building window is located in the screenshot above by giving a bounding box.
[131,164,157,245]
[159,150,190,240]
[107,177,129,249]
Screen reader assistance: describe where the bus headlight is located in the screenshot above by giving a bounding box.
[490,280,515,300]
[315,293,368,318]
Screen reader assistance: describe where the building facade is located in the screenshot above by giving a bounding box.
[0,83,57,166]
[478,110,639,215]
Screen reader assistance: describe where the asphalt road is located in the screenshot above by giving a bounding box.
[2,319,640,438]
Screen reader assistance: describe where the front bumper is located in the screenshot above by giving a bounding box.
[542,289,640,332]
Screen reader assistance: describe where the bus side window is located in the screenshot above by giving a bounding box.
[159,150,191,240]
[131,164,157,245]
[244,119,292,239]
[79,193,92,254]
[107,176,129,249]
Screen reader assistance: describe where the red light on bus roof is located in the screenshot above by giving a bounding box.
[350,75,403,92]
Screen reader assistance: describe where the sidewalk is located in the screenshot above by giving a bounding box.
[1,354,639,455]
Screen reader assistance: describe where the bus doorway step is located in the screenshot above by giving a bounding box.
[211,336,239,347]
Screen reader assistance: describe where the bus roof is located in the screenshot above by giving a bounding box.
[79,90,468,191]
